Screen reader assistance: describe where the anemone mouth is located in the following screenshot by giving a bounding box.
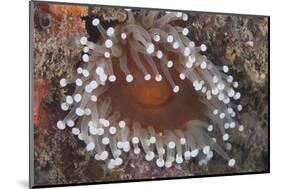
[103,58,206,132]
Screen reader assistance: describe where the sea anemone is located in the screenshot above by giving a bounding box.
[57,9,244,169]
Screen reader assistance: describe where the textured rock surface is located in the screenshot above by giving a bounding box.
[32,4,269,186]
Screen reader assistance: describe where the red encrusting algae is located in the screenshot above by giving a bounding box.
[34,79,50,128]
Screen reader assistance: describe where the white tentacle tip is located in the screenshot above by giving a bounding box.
[239,125,244,132]
[228,158,236,167]
[75,108,84,116]
[92,18,100,26]
[166,35,174,43]
[223,65,229,73]
[155,74,162,82]
[182,13,188,21]
[200,61,207,69]
[126,74,134,82]
[105,39,113,48]
[207,125,213,132]
[223,133,230,141]
[134,148,141,154]
[180,137,186,145]
[57,120,66,130]
[102,137,110,145]
[146,43,155,54]
[80,36,88,45]
[144,74,151,81]
[167,60,173,68]
[109,126,117,135]
[156,50,163,59]
[165,160,172,168]
[176,12,183,18]
[86,142,95,151]
[176,156,183,164]
[173,85,180,93]
[109,75,117,82]
[114,157,123,166]
[179,73,186,80]
[104,51,111,58]
[82,54,89,62]
[121,33,127,39]
[106,27,115,36]
[153,34,160,42]
[119,120,126,128]
[156,158,165,167]
[149,136,156,144]
[145,151,155,161]
[200,44,207,52]
[66,119,75,127]
[72,128,80,135]
[168,141,176,149]
[59,78,67,87]
[74,94,82,102]
[203,145,211,154]
[191,149,199,157]
[132,137,140,144]
[182,28,189,36]
[75,78,83,86]
[100,151,109,160]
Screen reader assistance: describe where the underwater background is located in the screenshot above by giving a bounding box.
[31,1,268,186]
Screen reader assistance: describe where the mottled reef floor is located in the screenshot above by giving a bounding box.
[32,4,268,186]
